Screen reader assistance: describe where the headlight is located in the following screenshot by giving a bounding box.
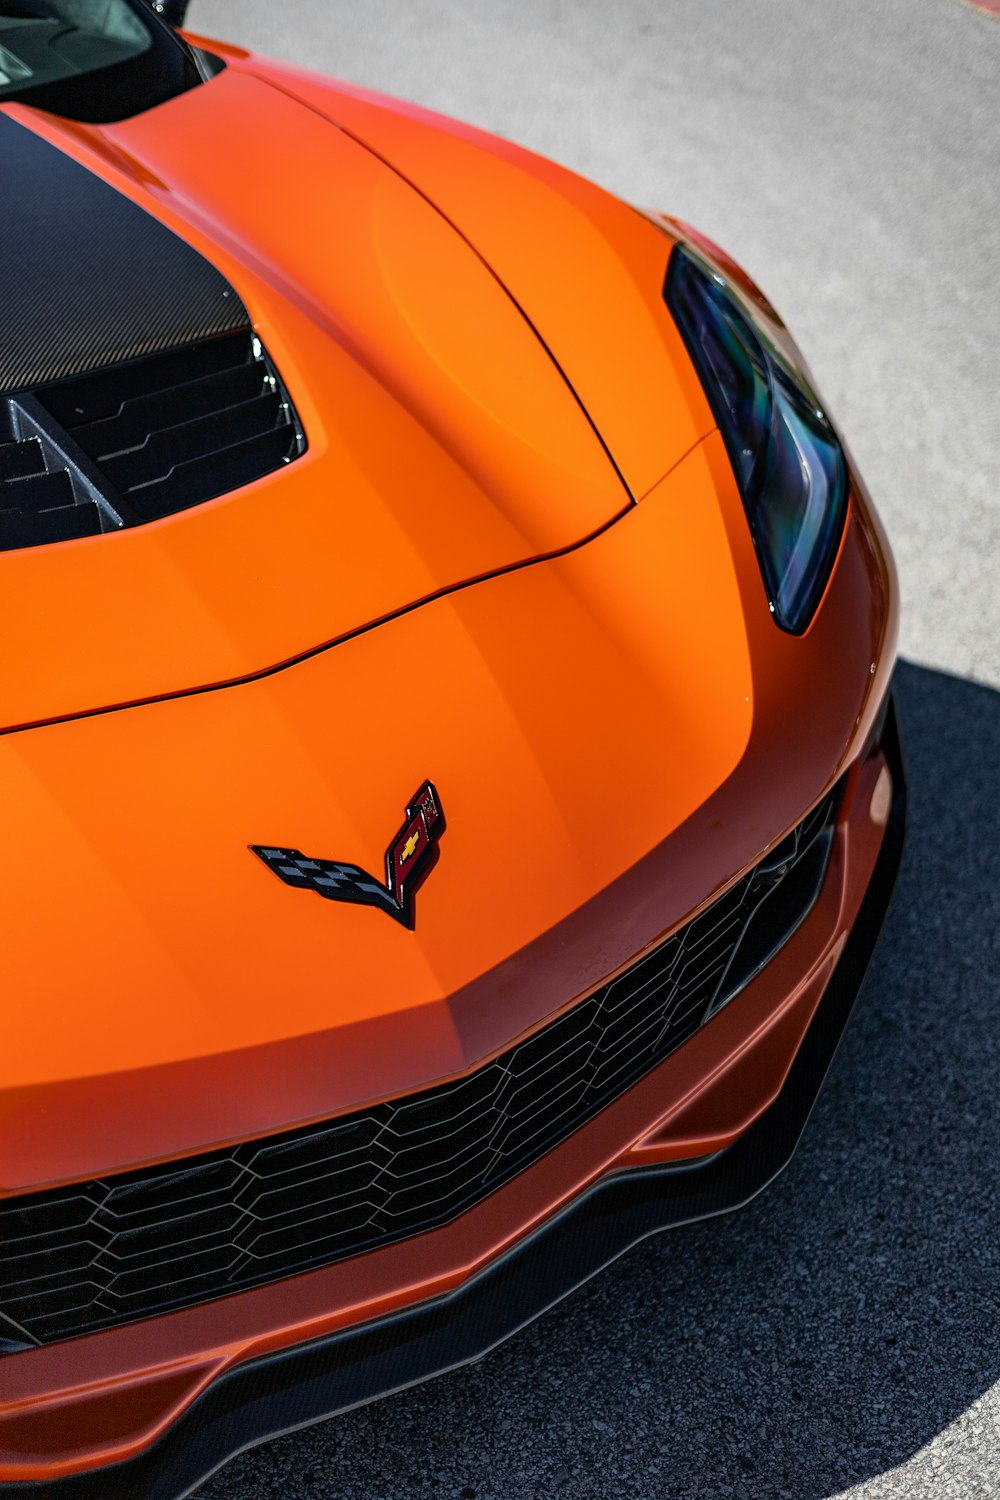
[665,244,848,633]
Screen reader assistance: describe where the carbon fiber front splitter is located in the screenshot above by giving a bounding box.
[4,708,906,1500]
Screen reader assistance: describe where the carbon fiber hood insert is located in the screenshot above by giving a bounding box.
[0,113,248,394]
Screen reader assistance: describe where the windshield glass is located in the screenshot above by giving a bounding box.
[0,2,151,91]
[0,0,200,120]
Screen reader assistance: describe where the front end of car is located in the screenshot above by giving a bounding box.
[0,21,903,1497]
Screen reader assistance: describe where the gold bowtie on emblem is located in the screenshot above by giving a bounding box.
[399,831,421,863]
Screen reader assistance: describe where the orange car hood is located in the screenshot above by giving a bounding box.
[1,439,770,1189]
[0,64,710,735]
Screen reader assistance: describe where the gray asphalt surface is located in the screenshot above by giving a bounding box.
[186,3,1000,1497]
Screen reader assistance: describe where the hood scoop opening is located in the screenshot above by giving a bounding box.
[0,331,305,554]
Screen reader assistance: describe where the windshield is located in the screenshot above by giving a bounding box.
[0,0,201,121]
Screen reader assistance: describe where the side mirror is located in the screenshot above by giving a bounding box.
[151,0,190,25]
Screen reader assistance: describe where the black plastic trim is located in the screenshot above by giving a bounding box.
[1,702,906,1500]
[152,0,190,26]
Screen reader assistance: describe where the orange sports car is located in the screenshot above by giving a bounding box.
[0,3,905,1495]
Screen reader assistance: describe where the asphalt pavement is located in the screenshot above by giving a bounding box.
[187,2,1000,1496]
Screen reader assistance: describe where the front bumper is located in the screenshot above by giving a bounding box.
[0,702,905,1499]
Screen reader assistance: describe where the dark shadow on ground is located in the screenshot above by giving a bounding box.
[200,660,999,1500]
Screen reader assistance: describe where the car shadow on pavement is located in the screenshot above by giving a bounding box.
[198,658,1000,1500]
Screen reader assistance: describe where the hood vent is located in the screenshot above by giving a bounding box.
[0,399,113,554]
[0,331,304,554]
[39,330,304,524]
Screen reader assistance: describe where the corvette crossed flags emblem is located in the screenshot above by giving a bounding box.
[251,781,444,929]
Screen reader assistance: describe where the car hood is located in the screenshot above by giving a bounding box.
[0,413,896,1192]
[1,437,767,1190]
[0,64,711,734]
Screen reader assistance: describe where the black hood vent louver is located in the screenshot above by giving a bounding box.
[0,396,117,554]
[0,332,305,554]
[38,330,305,525]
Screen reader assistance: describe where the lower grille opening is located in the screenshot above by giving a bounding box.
[0,785,840,1349]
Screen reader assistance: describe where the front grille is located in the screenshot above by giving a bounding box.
[0,788,839,1351]
[0,332,304,554]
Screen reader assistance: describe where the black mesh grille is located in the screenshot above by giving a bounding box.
[0,789,839,1351]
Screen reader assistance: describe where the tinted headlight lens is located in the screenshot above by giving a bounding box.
[666,245,848,633]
